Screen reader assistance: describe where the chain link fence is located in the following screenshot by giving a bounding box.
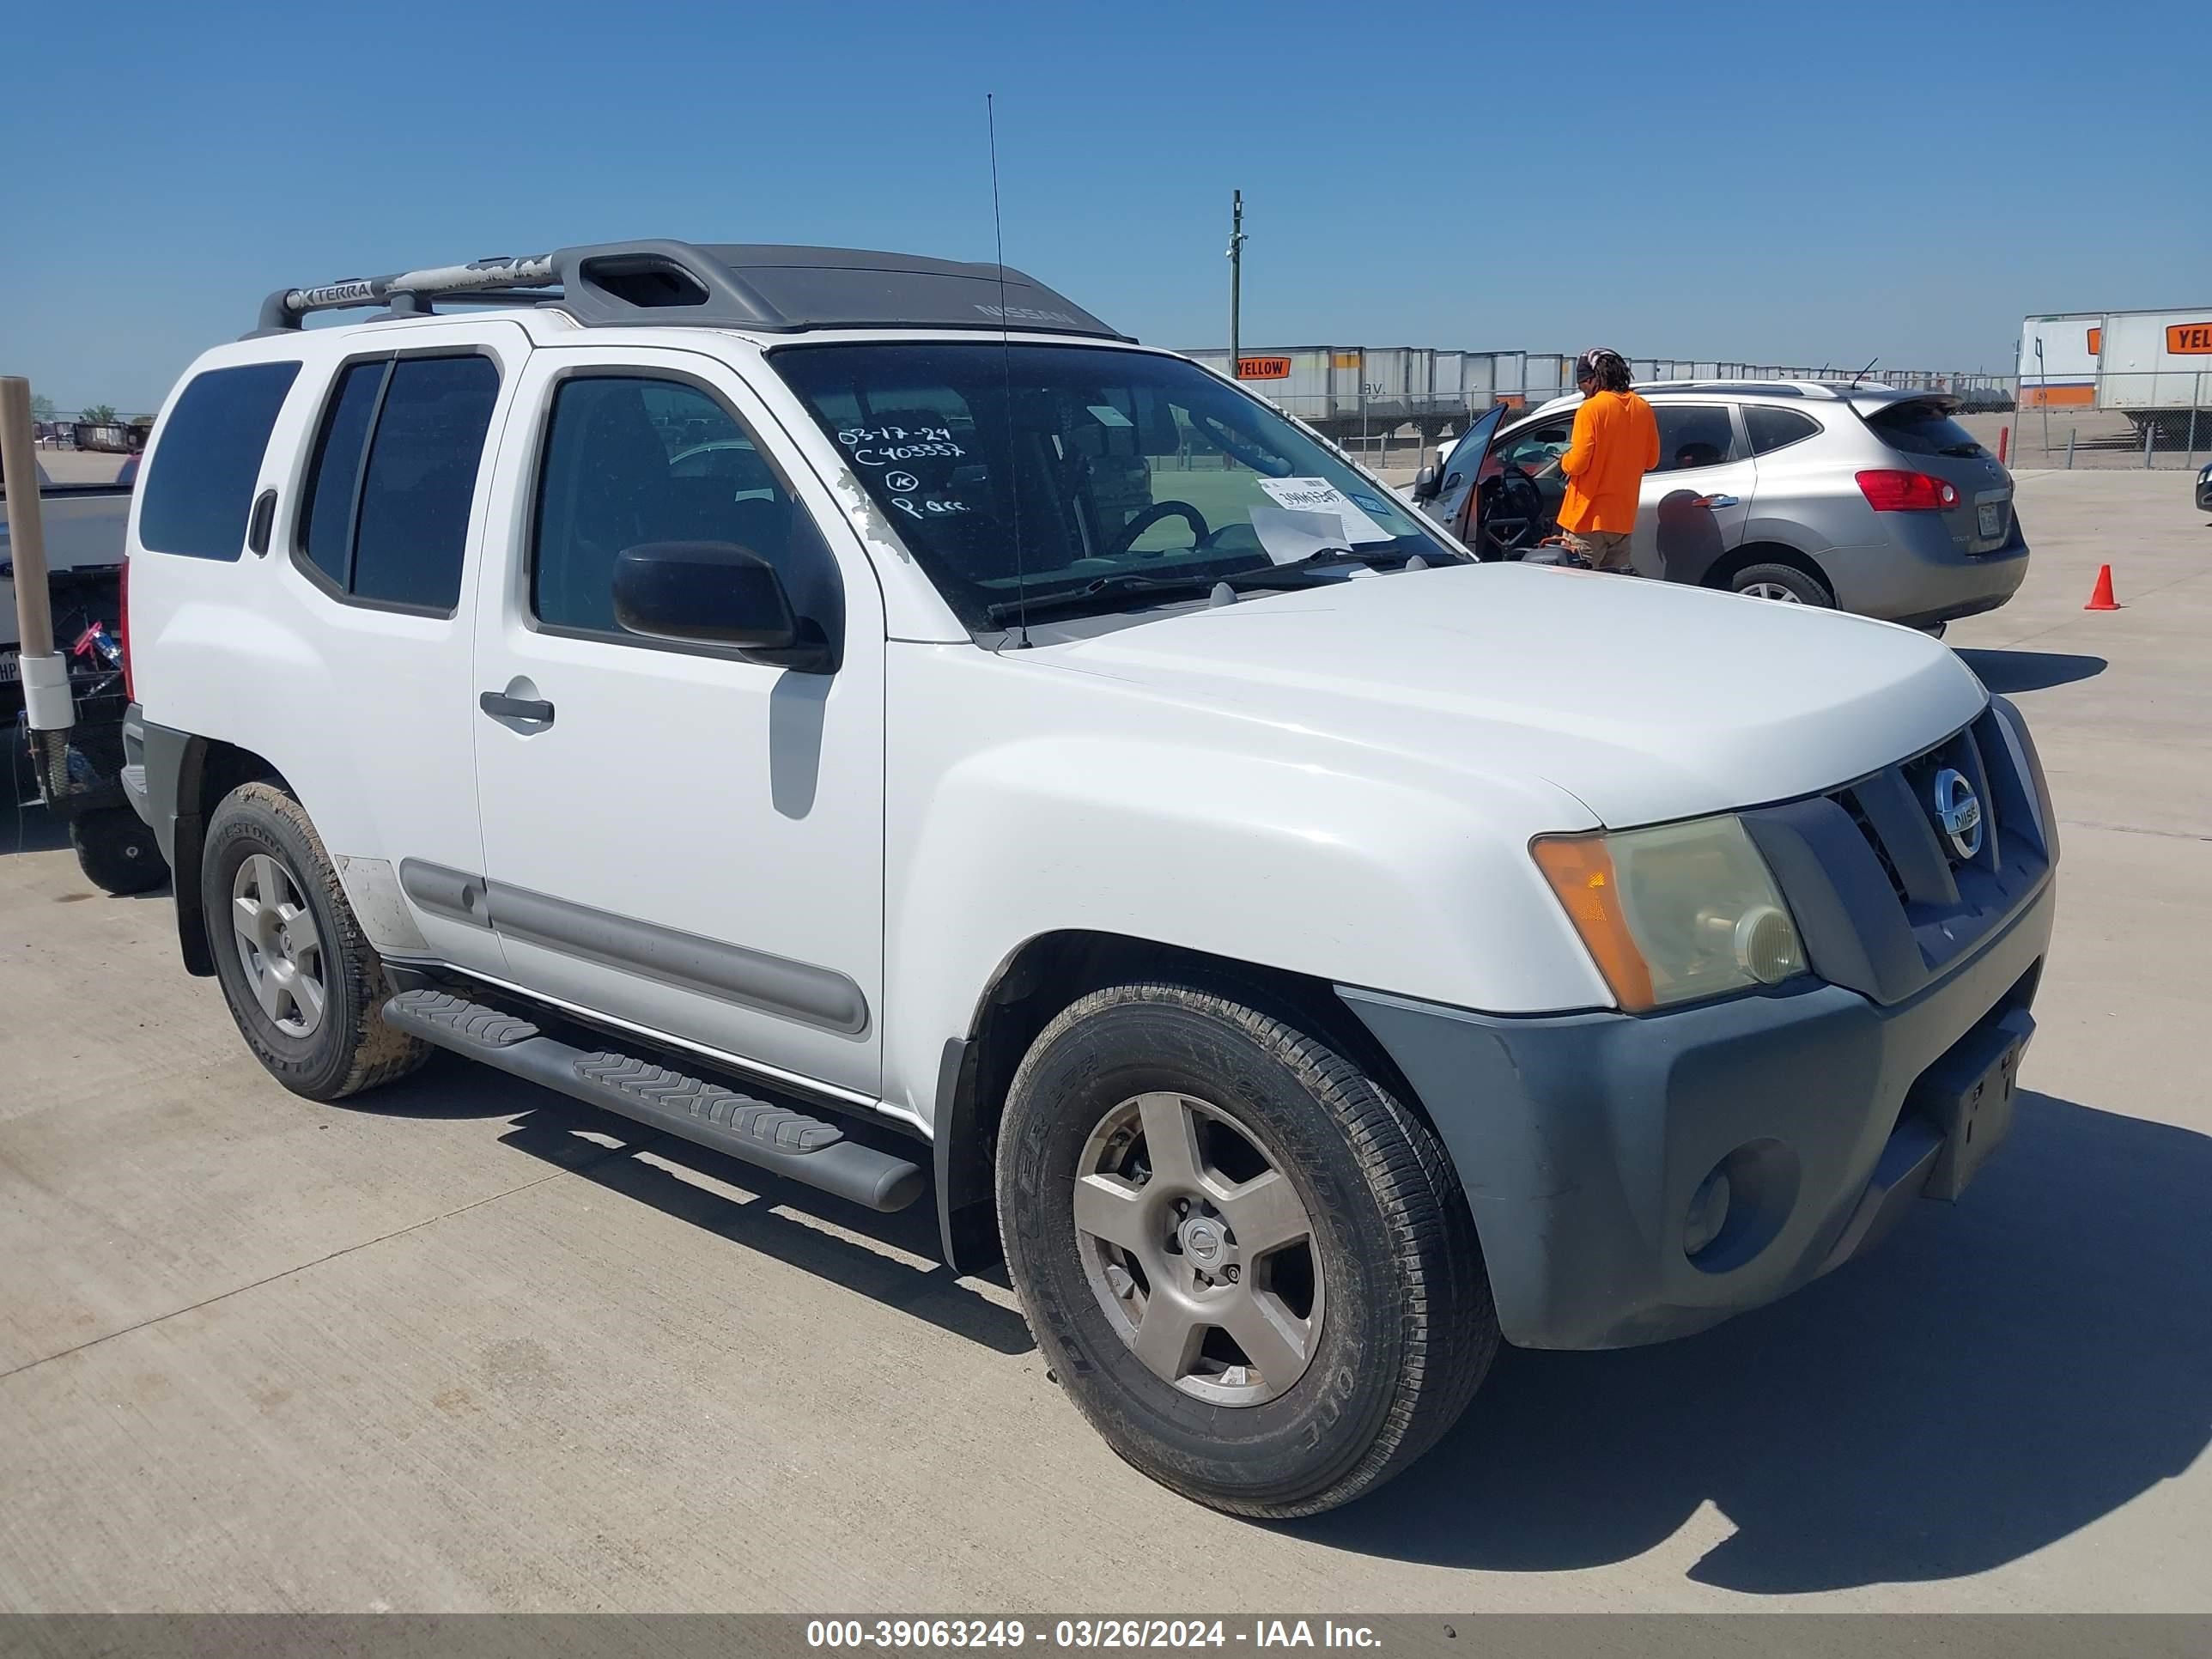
[1992,370,2209,471]
[1196,355,2020,476]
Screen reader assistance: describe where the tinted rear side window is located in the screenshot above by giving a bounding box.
[294,354,499,611]
[352,356,499,609]
[1867,401,1988,459]
[138,362,301,560]
[1745,405,1821,455]
[1653,404,1737,471]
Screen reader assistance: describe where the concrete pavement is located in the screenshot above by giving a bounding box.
[1,469,2207,1612]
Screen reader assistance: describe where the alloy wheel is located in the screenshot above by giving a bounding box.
[1072,1091,1323,1405]
[230,853,326,1037]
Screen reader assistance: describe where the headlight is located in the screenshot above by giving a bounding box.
[1532,816,1808,1012]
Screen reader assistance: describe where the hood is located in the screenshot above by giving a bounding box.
[1034,562,1987,828]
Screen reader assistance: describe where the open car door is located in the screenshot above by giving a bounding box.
[1414,404,1506,547]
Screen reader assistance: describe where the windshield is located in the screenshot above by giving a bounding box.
[772,343,1455,629]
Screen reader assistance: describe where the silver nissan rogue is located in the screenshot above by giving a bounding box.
[1418,380,2029,629]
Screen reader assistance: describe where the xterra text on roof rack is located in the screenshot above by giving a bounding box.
[120,240,2057,1516]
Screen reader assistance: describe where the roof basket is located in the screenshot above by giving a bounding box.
[253,239,1130,341]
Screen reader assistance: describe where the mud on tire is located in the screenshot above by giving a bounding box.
[203,781,428,1101]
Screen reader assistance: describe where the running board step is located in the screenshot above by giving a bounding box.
[382,989,923,1212]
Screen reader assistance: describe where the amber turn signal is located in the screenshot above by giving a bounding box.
[1531,835,1657,1012]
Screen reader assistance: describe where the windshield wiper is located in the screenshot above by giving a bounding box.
[981,547,1452,626]
[1283,545,1403,567]
[983,572,1218,626]
[1221,547,1436,589]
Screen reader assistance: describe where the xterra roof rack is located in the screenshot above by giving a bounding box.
[253,239,1132,343]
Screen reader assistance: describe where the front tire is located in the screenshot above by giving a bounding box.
[203,782,428,1101]
[996,981,1496,1517]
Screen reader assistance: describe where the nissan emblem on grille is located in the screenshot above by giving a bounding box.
[1932,768,1984,860]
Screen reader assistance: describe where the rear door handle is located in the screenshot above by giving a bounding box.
[1691,493,1741,508]
[478,690,555,725]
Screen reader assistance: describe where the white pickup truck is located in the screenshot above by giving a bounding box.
[0,459,131,694]
[121,240,2058,1517]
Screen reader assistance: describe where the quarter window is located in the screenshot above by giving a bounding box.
[532,375,840,644]
[138,362,301,561]
[295,354,500,611]
[1745,405,1821,456]
[1653,404,1738,471]
[300,362,383,586]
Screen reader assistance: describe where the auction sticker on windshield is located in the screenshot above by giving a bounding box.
[1256,477,1392,544]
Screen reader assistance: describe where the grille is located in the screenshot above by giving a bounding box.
[1902,725,1998,879]
[1827,711,2008,914]
[1753,702,2050,1006]
[1841,789,1909,905]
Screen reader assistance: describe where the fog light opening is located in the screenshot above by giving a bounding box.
[1685,1139,1801,1274]
[1683,1169,1732,1256]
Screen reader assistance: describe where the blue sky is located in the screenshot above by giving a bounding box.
[4,0,2205,412]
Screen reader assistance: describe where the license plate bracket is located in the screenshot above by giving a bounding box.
[1911,1010,2032,1201]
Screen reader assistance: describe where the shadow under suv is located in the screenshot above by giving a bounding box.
[1417,380,2030,629]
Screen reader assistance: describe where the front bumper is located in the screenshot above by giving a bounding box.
[1342,696,2057,1351]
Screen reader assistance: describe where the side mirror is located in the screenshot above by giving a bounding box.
[611,541,836,672]
[1412,463,1439,502]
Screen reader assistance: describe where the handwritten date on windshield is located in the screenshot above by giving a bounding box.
[837,424,954,447]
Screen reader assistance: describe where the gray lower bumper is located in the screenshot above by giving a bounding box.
[119,706,153,829]
[1340,874,2054,1351]
[1826,520,2031,629]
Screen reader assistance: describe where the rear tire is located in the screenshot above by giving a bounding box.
[997,981,1496,1517]
[69,806,168,896]
[203,782,428,1102]
[1729,561,1832,607]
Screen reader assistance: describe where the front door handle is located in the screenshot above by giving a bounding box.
[479,690,556,725]
[1691,493,1741,509]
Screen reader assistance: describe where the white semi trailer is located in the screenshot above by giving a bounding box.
[2018,308,2212,441]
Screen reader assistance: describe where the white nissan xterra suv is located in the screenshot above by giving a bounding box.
[119,240,2058,1517]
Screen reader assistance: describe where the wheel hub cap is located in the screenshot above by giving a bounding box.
[1180,1216,1228,1267]
[1072,1091,1325,1407]
[230,853,327,1040]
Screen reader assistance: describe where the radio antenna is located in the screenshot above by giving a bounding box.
[988,93,1030,648]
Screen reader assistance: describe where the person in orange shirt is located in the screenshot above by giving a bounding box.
[1553,347,1660,571]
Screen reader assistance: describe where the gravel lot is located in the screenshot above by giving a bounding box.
[2,469,2208,1613]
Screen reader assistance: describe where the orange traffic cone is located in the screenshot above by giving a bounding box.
[2084,565,2120,611]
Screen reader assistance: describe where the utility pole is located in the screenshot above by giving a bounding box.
[1227,190,1246,380]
